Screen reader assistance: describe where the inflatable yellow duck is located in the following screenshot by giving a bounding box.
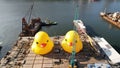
[31,31,54,55]
[61,30,83,53]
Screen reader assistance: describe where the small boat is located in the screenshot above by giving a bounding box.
[100,12,120,29]
[42,19,57,26]
[0,46,2,51]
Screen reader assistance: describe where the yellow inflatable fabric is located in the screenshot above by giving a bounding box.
[31,31,54,55]
[61,30,83,53]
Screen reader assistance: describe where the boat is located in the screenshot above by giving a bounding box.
[42,19,57,26]
[1,19,120,68]
[100,12,120,29]
[0,46,2,51]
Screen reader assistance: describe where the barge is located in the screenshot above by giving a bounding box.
[100,12,120,29]
[0,20,120,68]
[19,17,42,37]
[19,17,57,37]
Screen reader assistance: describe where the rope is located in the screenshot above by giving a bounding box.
[23,0,35,23]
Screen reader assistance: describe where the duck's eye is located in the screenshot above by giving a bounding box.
[36,42,39,44]
[47,40,49,42]
[65,39,67,41]
[75,40,77,43]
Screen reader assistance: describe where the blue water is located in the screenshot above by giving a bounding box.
[0,0,120,58]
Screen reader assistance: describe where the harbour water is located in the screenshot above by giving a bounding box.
[0,0,120,59]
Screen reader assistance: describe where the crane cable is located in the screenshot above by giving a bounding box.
[69,1,79,68]
[24,0,35,23]
[28,0,35,23]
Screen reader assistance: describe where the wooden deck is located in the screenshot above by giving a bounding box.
[0,36,107,68]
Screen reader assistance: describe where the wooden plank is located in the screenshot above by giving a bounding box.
[43,63,53,68]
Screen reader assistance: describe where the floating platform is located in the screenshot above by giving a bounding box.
[100,12,120,29]
[0,36,108,68]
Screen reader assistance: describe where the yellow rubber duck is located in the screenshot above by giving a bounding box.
[31,31,54,55]
[61,30,83,53]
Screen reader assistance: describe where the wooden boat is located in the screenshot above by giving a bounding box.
[100,12,120,29]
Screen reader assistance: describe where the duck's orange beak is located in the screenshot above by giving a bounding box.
[40,43,46,48]
[68,42,73,46]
